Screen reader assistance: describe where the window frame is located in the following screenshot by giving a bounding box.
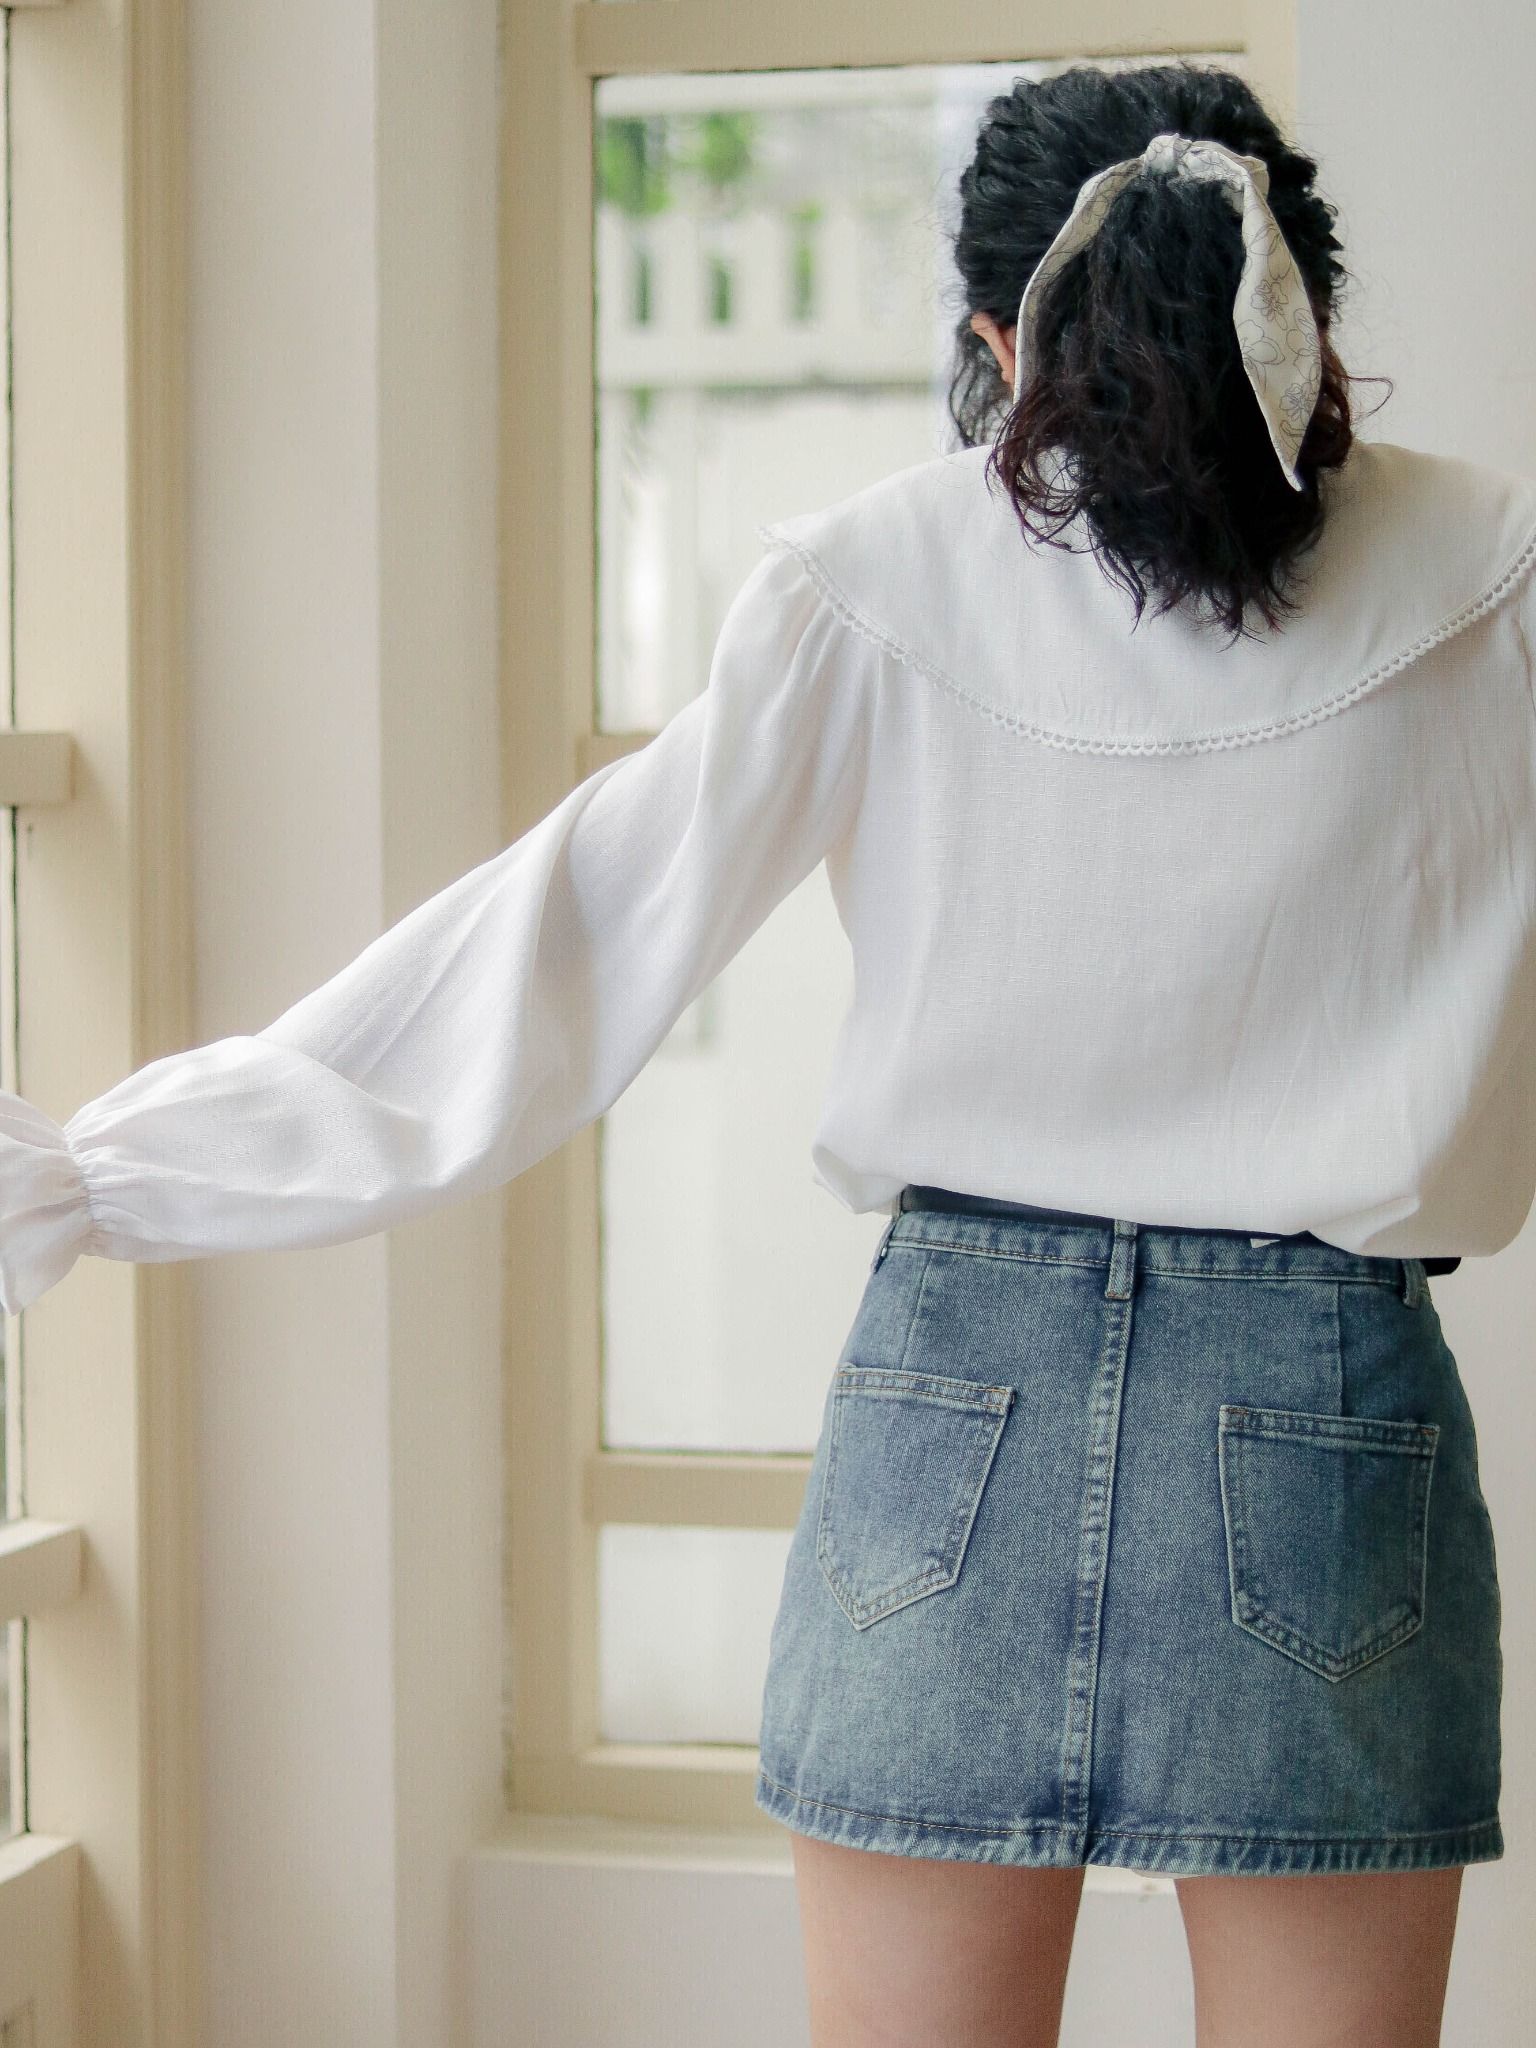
[0,1,196,2044]
[500,0,1294,1831]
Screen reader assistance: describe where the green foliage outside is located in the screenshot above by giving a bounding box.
[596,111,761,218]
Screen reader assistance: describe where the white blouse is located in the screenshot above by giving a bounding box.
[3,434,1536,1313]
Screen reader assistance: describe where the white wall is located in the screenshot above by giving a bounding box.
[468,1831,1192,2048]
[1296,6,1536,472]
[187,2,502,2043]
[182,4,1535,2043]
[1296,9,1536,2039]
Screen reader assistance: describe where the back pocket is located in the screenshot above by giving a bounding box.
[817,1364,1014,1630]
[1218,1403,1440,1683]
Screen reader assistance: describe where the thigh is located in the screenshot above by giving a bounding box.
[790,1834,1085,2048]
[1175,1867,1464,2048]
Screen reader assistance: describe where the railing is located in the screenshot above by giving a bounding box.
[596,201,936,388]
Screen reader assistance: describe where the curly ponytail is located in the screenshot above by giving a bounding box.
[948,62,1387,644]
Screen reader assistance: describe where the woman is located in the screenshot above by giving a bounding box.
[0,58,1520,2048]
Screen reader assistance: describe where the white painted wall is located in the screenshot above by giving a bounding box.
[181,3,1534,2043]
[187,2,502,2043]
[1295,10,1536,2040]
[468,1832,1196,2047]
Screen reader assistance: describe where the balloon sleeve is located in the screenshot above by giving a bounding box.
[0,545,872,1313]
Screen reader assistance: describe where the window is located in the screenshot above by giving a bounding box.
[503,0,1284,1833]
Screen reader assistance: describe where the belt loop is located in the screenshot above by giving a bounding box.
[1106,1218,1138,1301]
[1400,1257,1426,1309]
[870,1213,899,1274]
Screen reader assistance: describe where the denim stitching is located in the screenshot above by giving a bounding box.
[1087,1818,1499,1846]
[832,1365,1012,1413]
[756,1768,1500,1849]
[886,1237,1402,1288]
[817,1364,1013,1626]
[1224,1407,1439,1449]
[1218,1408,1437,1678]
[1416,1435,1437,1644]
[896,1247,934,1373]
[756,1770,1069,1836]
[1332,1279,1344,1413]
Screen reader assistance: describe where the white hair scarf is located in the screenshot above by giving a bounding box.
[1010,132,1323,492]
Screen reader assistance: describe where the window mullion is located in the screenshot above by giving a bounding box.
[586,1450,810,1530]
[572,0,1245,81]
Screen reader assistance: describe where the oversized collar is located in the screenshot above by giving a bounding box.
[758,438,1536,756]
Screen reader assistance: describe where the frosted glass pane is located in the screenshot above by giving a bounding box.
[591,56,1236,731]
[0,1624,15,1846]
[592,55,1241,1457]
[591,63,975,1453]
[598,863,881,1454]
[598,1524,793,1745]
[593,69,963,736]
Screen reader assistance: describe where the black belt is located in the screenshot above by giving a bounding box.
[897,1187,1461,1275]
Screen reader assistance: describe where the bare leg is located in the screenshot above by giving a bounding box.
[1175,1866,1465,2048]
[789,1833,1086,2048]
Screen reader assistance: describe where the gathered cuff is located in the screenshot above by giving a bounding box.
[0,1090,101,1313]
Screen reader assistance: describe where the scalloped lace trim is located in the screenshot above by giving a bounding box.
[756,515,1536,757]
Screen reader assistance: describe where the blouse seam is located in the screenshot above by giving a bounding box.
[756,512,1536,757]
[1514,582,1536,731]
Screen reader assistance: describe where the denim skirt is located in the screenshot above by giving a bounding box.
[754,1187,1504,1878]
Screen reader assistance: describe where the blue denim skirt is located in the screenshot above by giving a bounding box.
[754,1187,1504,1878]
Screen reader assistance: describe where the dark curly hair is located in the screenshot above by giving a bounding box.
[948,62,1389,644]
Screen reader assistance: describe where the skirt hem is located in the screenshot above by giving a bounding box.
[755,1768,1505,1878]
